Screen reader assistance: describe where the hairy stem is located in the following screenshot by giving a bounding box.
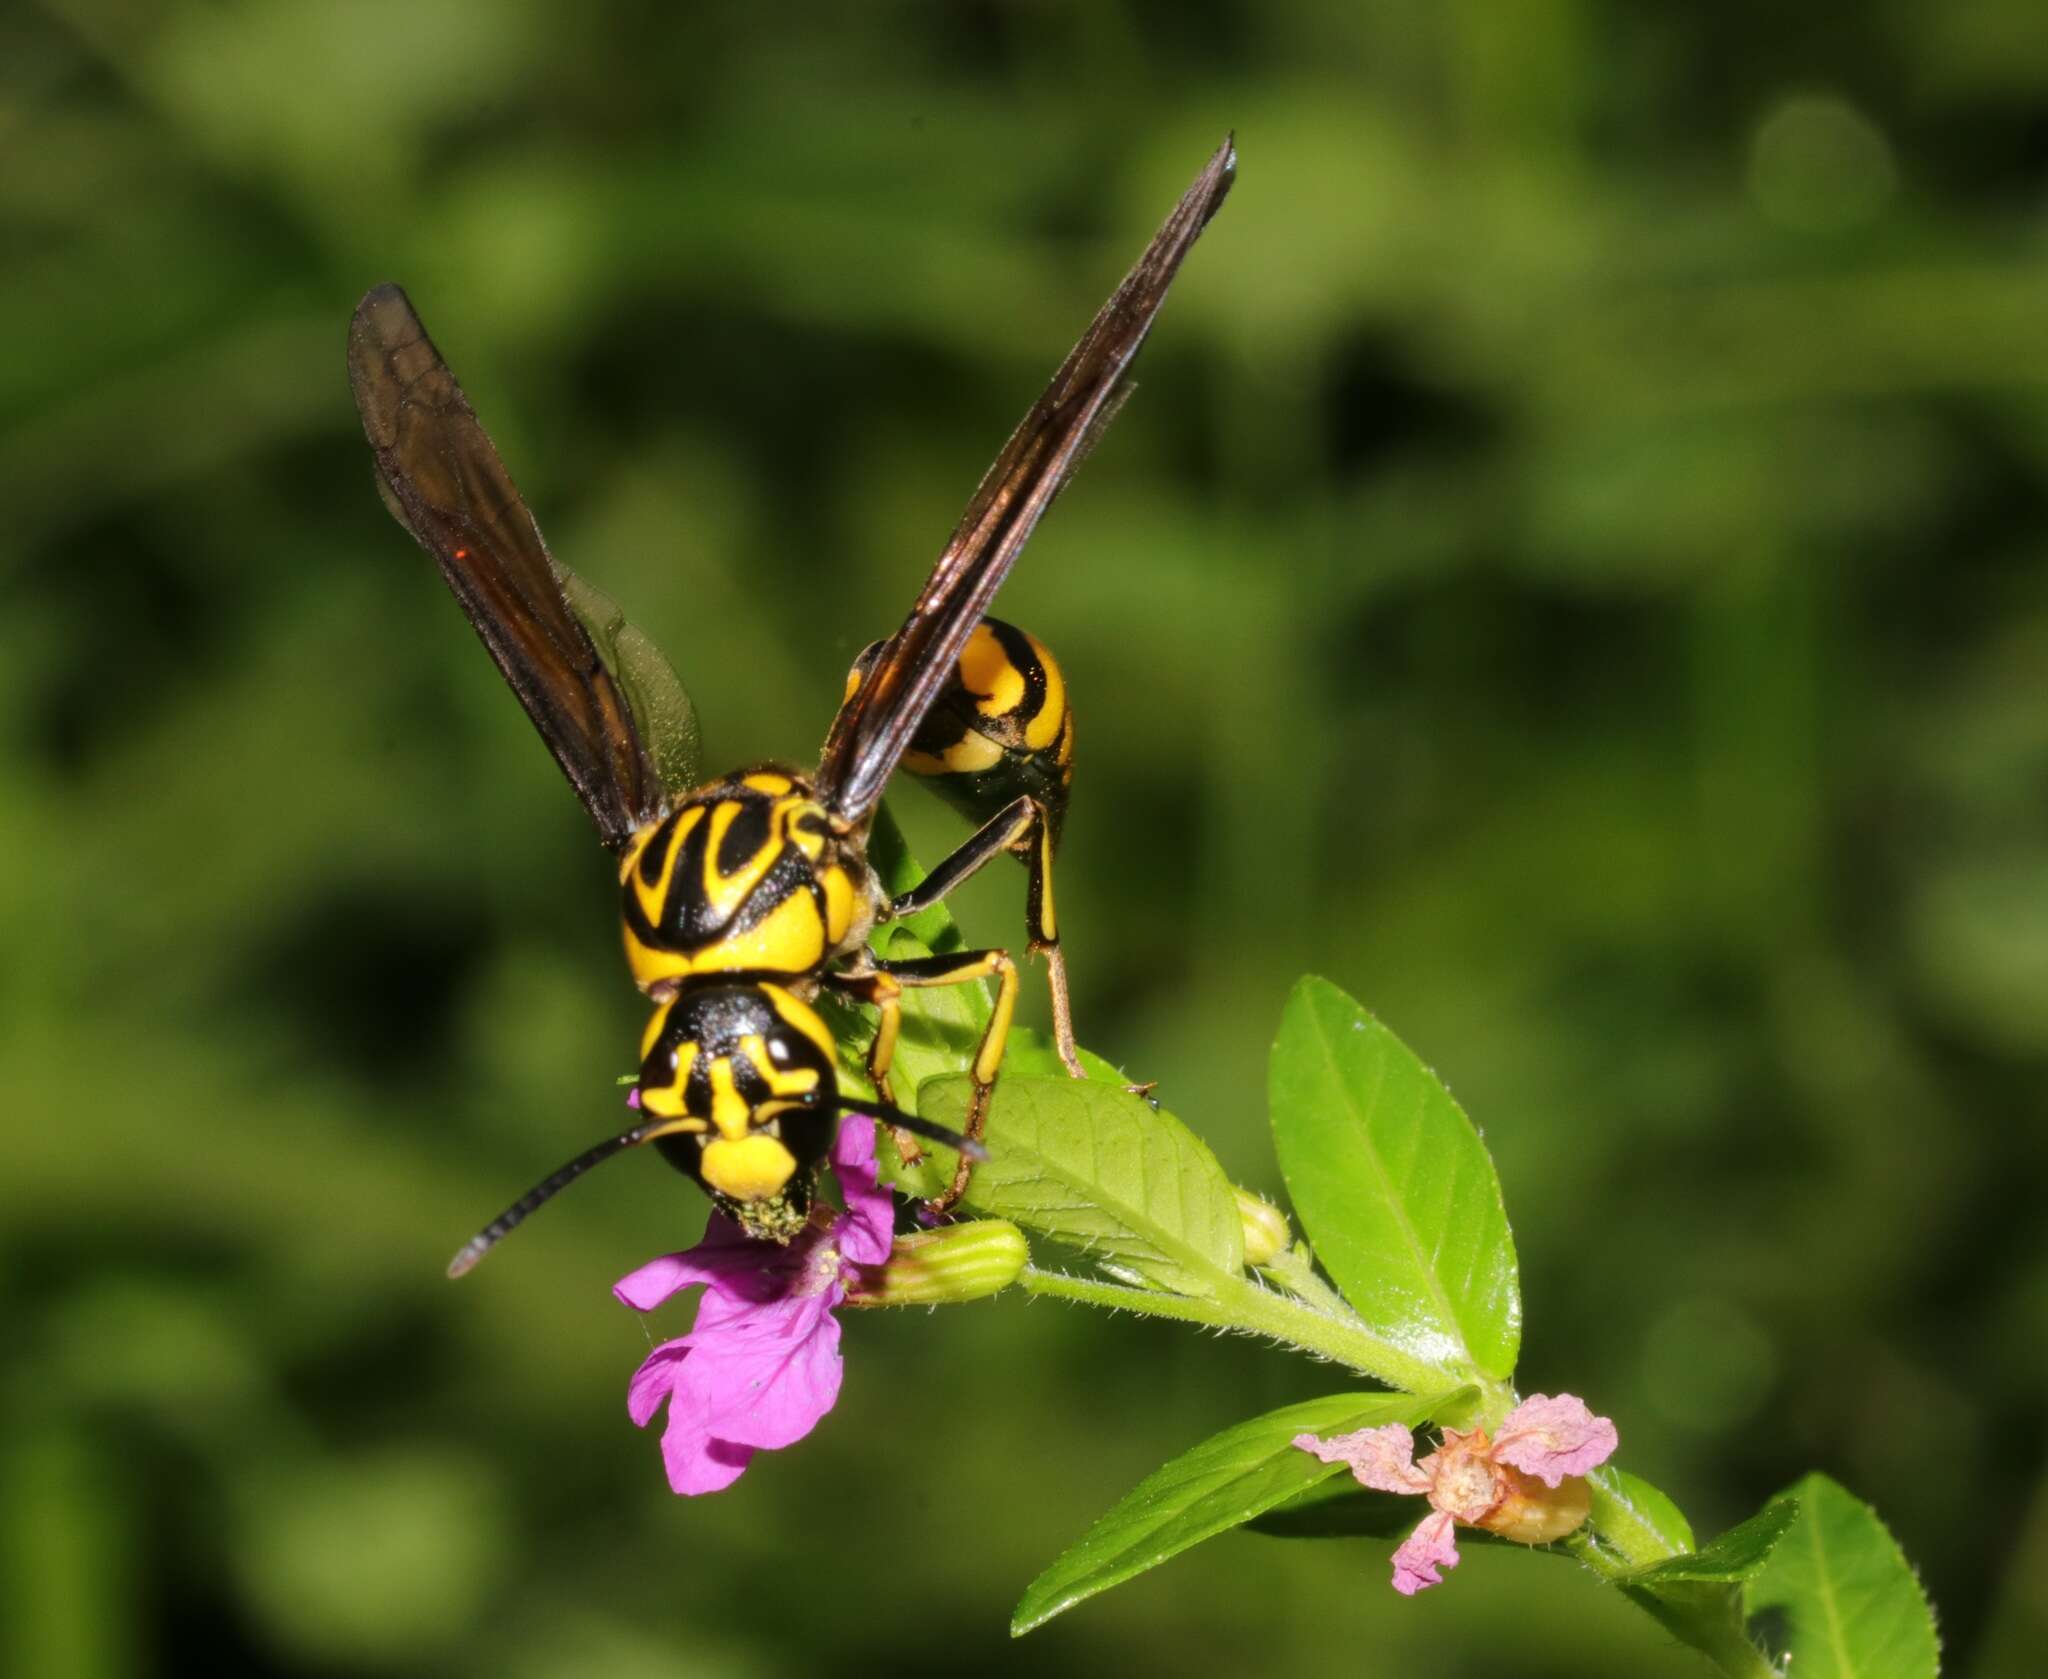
[1019,1265,1490,1401]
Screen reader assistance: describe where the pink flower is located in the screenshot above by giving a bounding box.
[1294,1393,1618,1595]
[614,1116,893,1494]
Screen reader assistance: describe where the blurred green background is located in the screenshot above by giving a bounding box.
[6,2,2047,1675]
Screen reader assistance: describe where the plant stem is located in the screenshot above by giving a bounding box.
[1019,1265,1479,1400]
[1259,1243,1364,1322]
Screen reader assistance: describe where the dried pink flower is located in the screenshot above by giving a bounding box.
[614,1116,892,1494]
[1295,1393,1618,1595]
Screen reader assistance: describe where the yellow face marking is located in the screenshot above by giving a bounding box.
[636,1027,699,1118]
[765,984,840,1063]
[707,1059,754,1141]
[1023,632,1066,751]
[959,623,1026,718]
[740,1032,821,1099]
[701,1134,798,1202]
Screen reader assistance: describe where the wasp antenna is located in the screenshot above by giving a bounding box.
[446,1124,656,1279]
[827,1097,990,1162]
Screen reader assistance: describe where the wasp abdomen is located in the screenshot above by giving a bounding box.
[848,618,1074,842]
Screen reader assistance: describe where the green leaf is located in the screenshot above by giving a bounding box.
[1268,976,1521,1382]
[1012,1392,1441,1636]
[1744,1475,1940,1679]
[920,1074,1245,1292]
[1589,1467,1697,1565]
[1625,1500,1798,1584]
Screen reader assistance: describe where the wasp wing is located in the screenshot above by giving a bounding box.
[814,137,1236,825]
[348,284,680,848]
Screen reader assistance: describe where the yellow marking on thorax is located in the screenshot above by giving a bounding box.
[1023,632,1066,751]
[623,805,700,925]
[720,887,826,975]
[700,799,784,922]
[742,771,795,795]
[821,864,857,944]
[960,624,1026,718]
[785,797,829,862]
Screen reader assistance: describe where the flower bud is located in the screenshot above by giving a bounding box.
[1475,1465,1593,1545]
[843,1219,1028,1307]
[1234,1188,1291,1268]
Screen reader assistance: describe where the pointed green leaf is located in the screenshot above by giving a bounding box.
[1589,1467,1697,1565]
[920,1074,1244,1293]
[1012,1392,1442,1636]
[1625,1500,1798,1584]
[1269,976,1520,1381]
[1745,1475,1940,1679]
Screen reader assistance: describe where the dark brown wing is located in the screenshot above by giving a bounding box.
[814,136,1237,824]
[348,284,669,850]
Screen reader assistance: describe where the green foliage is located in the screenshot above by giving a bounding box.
[1012,1392,1444,1635]
[922,1073,1245,1293]
[5,4,2035,1674]
[1745,1476,1941,1679]
[1624,1502,1796,1586]
[1271,977,1520,1381]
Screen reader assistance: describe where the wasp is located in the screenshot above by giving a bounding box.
[347,139,1235,1271]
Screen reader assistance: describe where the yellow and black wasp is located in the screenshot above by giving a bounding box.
[346,139,1235,1270]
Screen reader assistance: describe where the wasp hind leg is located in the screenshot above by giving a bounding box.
[887,795,1088,1082]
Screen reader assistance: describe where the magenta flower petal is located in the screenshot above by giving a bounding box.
[616,1114,899,1496]
[1293,1424,1433,1495]
[626,1340,690,1427]
[613,1215,800,1311]
[1491,1393,1618,1487]
[829,1117,893,1266]
[1390,1510,1461,1595]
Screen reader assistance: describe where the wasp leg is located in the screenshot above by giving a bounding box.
[822,962,923,1167]
[867,947,1020,1211]
[886,795,1088,1082]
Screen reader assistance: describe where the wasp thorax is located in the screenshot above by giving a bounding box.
[634,983,843,1233]
[617,769,870,997]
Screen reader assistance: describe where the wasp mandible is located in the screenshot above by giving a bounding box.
[347,139,1236,1269]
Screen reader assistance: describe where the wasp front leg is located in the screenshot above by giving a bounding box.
[887,794,1086,1081]
[824,960,928,1174]
[848,947,1019,1211]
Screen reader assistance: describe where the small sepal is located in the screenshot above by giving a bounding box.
[844,1219,1029,1307]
